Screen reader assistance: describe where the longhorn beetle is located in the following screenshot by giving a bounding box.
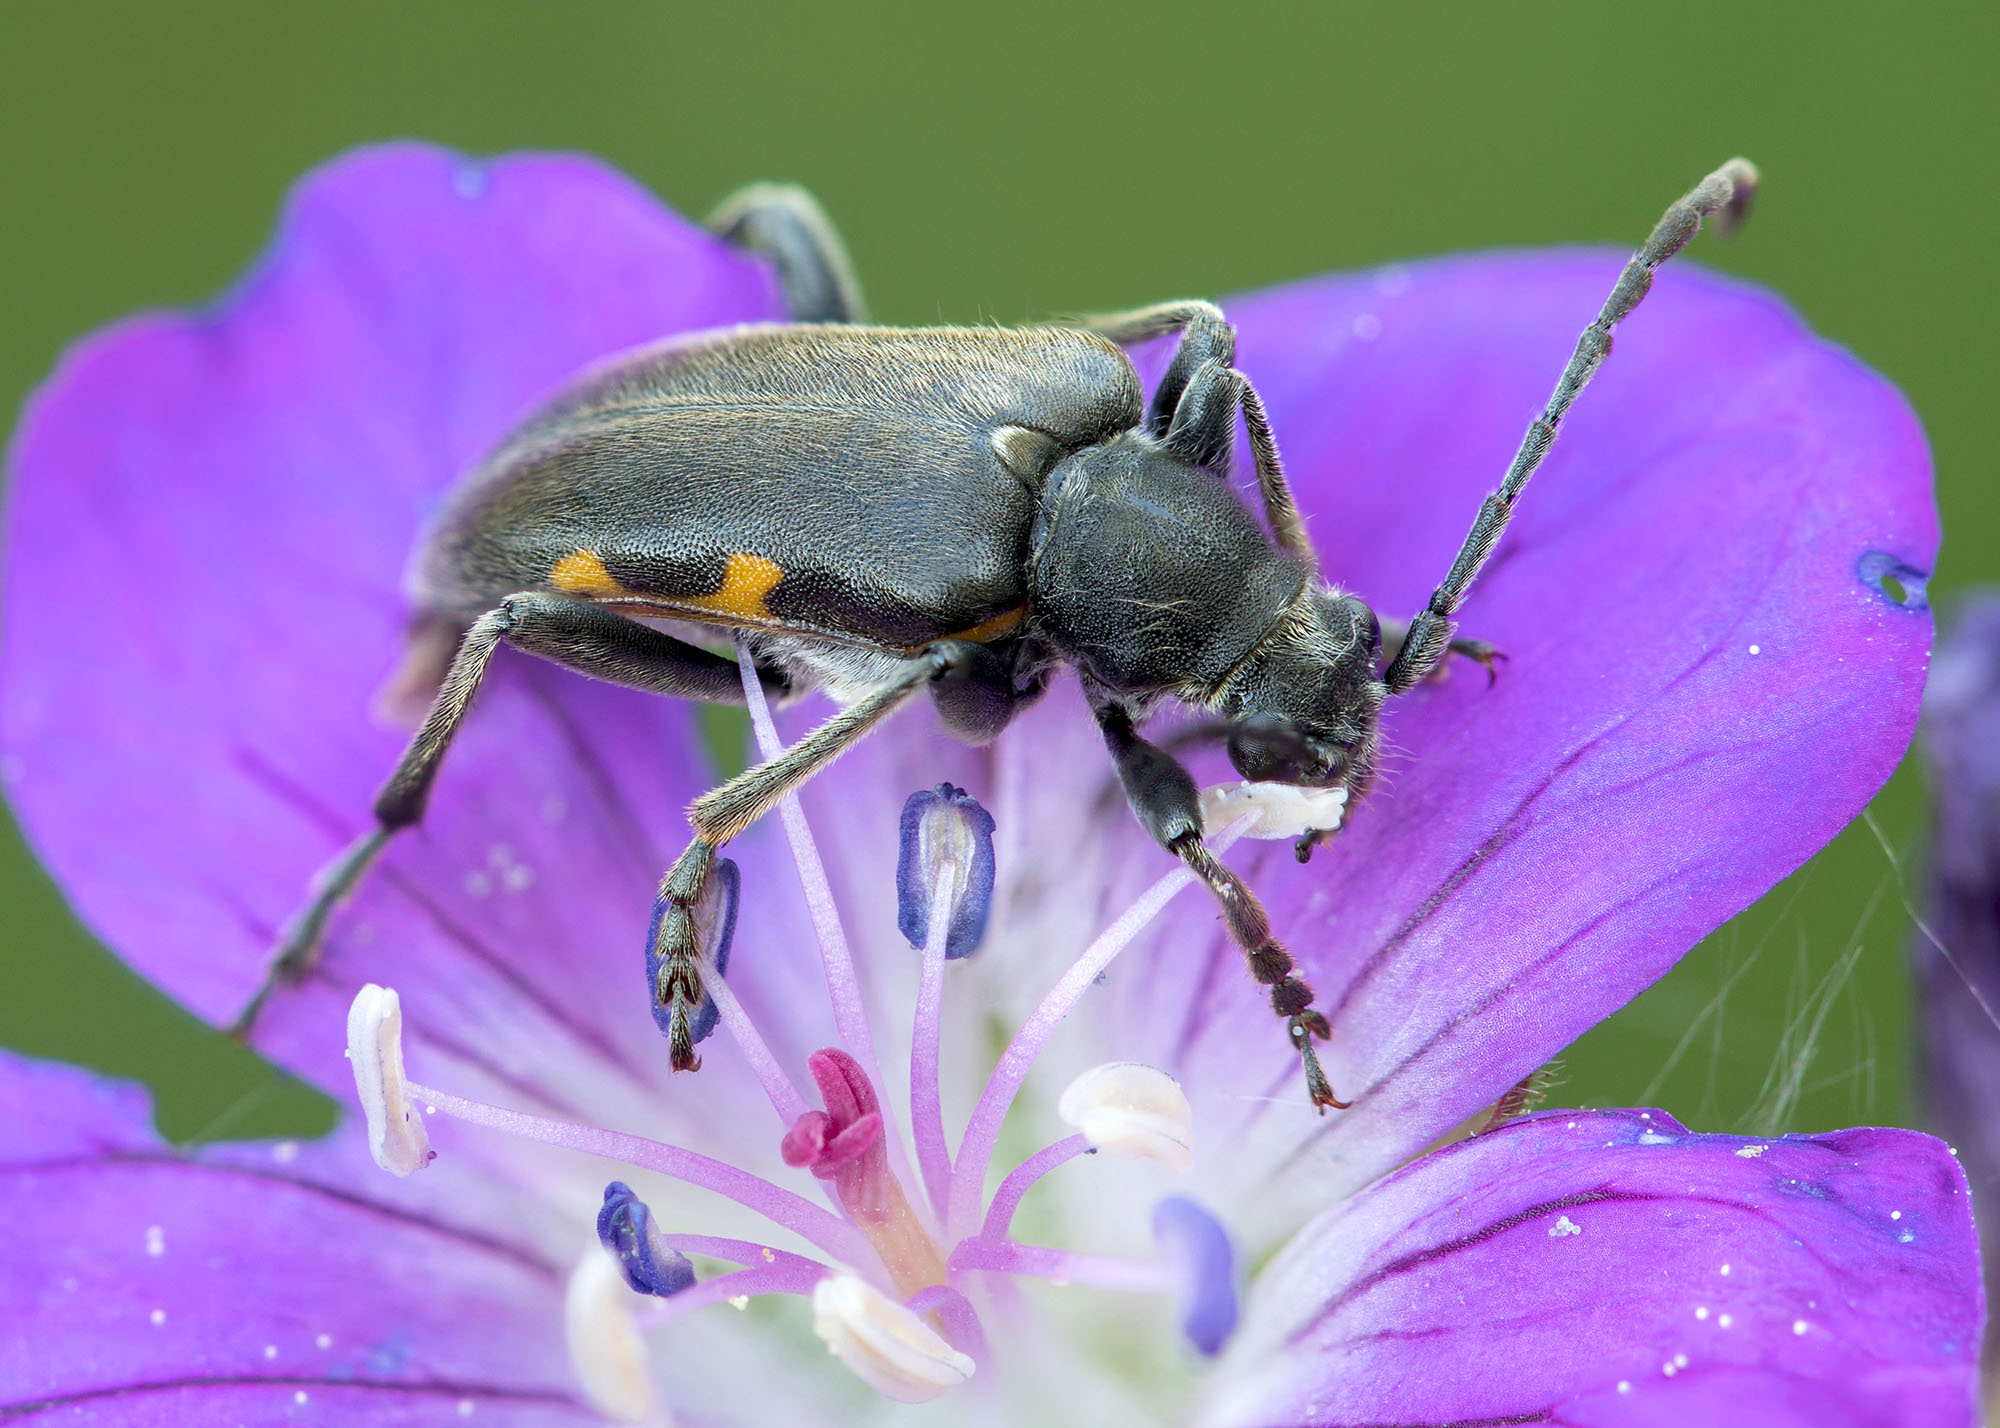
[244,161,1758,1110]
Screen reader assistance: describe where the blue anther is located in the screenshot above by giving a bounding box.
[1152,1195,1239,1356]
[597,1181,696,1298]
[896,783,996,960]
[644,858,739,1045]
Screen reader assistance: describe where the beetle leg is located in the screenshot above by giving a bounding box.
[651,642,973,1066]
[1064,299,1230,437]
[1074,302,1319,575]
[1375,617,1506,685]
[234,595,782,1040]
[1091,698,1349,1111]
[707,181,869,324]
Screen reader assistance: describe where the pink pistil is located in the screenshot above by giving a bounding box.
[783,1049,948,1297]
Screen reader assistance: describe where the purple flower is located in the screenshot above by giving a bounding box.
[0,145,1973,1422]
[1915,594,2000,1363]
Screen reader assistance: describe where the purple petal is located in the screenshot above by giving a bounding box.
[1204,1110,1981,1427]
[1132,257,1934,1192]
[763,254,1935,1225]
[1912,593,2000,1348]
[0,1051,599,1426]
[0,144,823,1134]
[1,147,1937,1227]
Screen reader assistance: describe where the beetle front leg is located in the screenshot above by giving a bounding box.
[649,641,969,1067]
[1092,699,1350,1111]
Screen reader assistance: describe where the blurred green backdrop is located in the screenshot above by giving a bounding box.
[2,2,1995,1144]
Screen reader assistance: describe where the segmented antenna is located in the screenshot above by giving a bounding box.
[1381,158,1760,695]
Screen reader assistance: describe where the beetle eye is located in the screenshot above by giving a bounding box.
[1227,714,1315,785]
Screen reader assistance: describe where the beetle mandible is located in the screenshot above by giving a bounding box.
[243,161,1758,1111]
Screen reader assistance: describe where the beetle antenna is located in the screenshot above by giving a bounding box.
[1381,158,1759,694]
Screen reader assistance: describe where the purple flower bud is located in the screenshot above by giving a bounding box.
[642,857,739,1045]
[1153,1195,1238,1356]
[595,1181,695,1298]
[896,783,996,960]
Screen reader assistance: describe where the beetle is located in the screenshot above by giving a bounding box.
[245,161,1757,1110]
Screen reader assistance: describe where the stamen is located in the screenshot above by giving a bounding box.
[344,983,433,1176]
[393,1071,873,1268]
[565,1247,660,1423]
[1198,779,1348,841]
[597,1182,696,1298]
[736,644,883,1080]
[981,1134,1092,1242]
[896,783,996,959]
[810,1273,976,1403]
[1057,1062,1194,1172]
[946,818,1248,1238]
[737,643,924,1209]
[901,782,998,1220]
[693,939,808,1124]
[949,1239,1173,1294]
[1152,1195,1239,1355]
[635,1235,830,1327]
[910,861,956,1221]
[904,1284,989,1361]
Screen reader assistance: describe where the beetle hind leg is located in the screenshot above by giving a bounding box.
[708,182,868,324]
[233,595,778,1042]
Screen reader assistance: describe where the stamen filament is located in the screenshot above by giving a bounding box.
[403,1080,874,1268]
[737,645,930,1237]
[945,821,1247,1238]
[950,1239,1173,1294]
[737,645,883,1079]
[981,1135,1091,1243]
[909,863,954,1219]
[659,1233,828,1274]
[697,947,809,1124]
[637,1261,830,1327]
[905,1284,989,1361]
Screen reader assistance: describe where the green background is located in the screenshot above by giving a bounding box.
[2,3,1994,1144]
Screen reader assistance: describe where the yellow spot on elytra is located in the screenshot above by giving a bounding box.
[680,551,785,621]
[948,605,1027,644]
[549,549,624,597]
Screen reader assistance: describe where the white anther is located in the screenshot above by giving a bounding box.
[1199,780,1348,840]
[564,1248,659,1423]
[345,984,432,1177]
[1058,1062,1194,1172]
[810,1274,974,1403]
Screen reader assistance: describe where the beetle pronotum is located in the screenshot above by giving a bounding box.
[244,160,1757,1111]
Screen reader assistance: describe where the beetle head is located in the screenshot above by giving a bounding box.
[1215,589,1386,795]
